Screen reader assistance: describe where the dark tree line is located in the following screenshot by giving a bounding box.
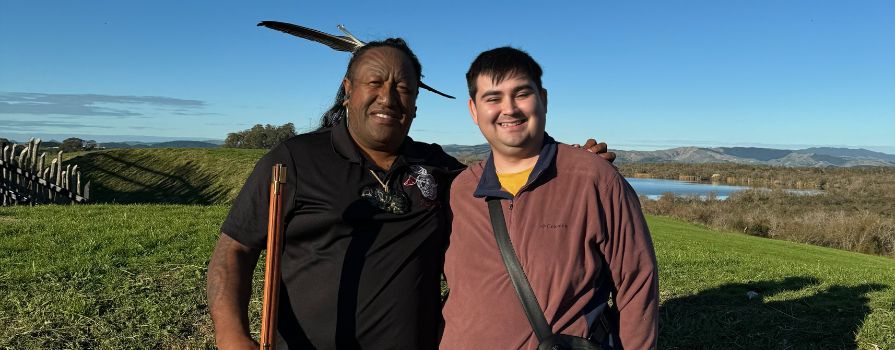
[224,123,296,149]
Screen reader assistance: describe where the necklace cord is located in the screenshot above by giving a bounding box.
[368,169,389,193]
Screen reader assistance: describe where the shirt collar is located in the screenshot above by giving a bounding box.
[473,134,558,199]
[330,118,426,168]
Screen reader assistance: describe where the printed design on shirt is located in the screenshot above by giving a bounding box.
[409,165,437,200]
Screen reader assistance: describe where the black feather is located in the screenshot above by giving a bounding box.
[258,21,360,52]
[420,82,455,99]
[257,21,455,99]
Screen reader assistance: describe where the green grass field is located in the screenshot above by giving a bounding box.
[1,205,892,349]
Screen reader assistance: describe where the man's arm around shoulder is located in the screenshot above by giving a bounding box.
[207,232,262,350]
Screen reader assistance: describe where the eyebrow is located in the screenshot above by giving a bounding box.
[358,69,416,84]
[479,90,502,99]
[479,84,536,99]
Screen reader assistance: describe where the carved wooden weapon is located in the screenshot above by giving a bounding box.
[260,164,287,349]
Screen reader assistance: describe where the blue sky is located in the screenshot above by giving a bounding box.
[2,0,893,153]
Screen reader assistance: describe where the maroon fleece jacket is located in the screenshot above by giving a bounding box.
[441,142,658,350]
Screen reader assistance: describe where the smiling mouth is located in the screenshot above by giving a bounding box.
[373,112,399,120]
[497,118,527,127]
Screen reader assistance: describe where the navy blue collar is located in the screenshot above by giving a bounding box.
[330,118,425,170]
[473,134,558,199]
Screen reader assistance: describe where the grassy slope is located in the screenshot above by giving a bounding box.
[1,206,893,349]
[68,148,265,204]
[653,217,895,349]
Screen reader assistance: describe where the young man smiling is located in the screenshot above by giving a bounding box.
[441,47,659,349]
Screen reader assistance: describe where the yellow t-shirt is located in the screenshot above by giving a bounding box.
[497,167,534,196]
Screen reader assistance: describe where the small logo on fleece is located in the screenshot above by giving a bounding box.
[538,223,568,230]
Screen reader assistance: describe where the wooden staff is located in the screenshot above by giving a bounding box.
[260,164,287,349]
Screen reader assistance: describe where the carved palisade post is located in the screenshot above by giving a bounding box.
[42,168,51,203]
[4,145,11,184]
[64,164,72,194]
[48,159,58,202]
[6,144,17,204]
[1,145,7,205]
[23,140,31,204]
[76,169,82,197]
[28,140,37,202]
[61,169,68,201]
[3,144,18,205]
[38,155,47,202]
[27,139,36,171]
[18,144,25,202]
[10,144,19,202]
[65,164,81,203]
[4,145,12,205]
[10,145,28,196]
[55,151,63,203]
[33,139,42,202]
[18,145,29,189]
[1,146,6,205]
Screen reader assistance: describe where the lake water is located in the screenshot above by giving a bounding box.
[626,178,751,200]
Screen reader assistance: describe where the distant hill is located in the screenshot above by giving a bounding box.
[615,146,895,167]
[800,147,895,163]
[440,144,895,167]
[714,147,791,161]
[98,140,221,149]
[441,144,492,163]
[98,142,152,149]
[148,140,220,148]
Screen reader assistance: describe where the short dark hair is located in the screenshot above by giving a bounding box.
[466,47,543,100]
[318,38,422,129]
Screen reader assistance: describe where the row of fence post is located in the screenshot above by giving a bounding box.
[0,138,89,206]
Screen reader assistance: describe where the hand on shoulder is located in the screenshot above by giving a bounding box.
[570,138,616,163]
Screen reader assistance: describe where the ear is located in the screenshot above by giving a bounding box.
[468,98,479,125]
[540,88,548,111]
[342,78,352,106]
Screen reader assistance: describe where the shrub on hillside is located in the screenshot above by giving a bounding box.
[61,137,85,152]
[56,137,97,152]
[639,189,895,256]
[224,123,295,149]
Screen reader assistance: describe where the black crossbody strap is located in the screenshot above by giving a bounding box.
[487,197,553,342]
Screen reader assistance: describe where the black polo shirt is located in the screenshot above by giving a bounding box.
[221,120,465,349]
